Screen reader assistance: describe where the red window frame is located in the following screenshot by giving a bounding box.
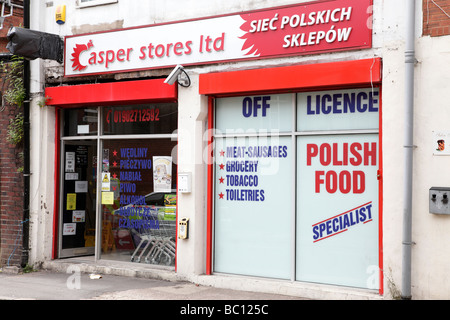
[200,58,384,294]
[45,79,177,261]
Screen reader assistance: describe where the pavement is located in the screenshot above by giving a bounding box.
[0,267,306,301]
[0,265,308,318]
[0,270,303,300]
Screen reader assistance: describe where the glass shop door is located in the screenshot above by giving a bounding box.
[59,140,97,258]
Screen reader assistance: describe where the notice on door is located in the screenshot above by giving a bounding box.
[153,156,172,192]
[66,193,76,210]
[63,223,76,236]
[65,152,75,172]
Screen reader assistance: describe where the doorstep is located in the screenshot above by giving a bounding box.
[41,257,180,282]
[41,257,384,300]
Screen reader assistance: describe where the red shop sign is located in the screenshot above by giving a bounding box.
[239,0,373,58]
[64,0,373,77]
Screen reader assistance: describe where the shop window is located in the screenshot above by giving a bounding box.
[213,88,380,289]
[213,94,294,279]
[102,104,178,135]
[296,88,379,132]
[59,103,177,266]
[296,135,379,287]
[296,88,379,288]
[63,108,98,136]
[100,138,177,265]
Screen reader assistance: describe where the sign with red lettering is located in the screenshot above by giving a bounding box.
[296,133,379,288]
[64,0,372,77]
[295,86,380,289]
[305,140,377,194]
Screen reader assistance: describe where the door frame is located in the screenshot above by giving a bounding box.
[58,139,99,258]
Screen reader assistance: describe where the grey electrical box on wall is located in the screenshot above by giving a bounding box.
[429,187,450,214]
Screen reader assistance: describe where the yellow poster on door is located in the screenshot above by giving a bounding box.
[67,193,76,210]
[102,192,114,205]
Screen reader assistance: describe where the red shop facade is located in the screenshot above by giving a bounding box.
[43,0,383,295]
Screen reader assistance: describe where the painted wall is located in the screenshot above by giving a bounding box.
[410,34,450,299]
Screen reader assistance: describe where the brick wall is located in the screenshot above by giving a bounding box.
[0,0,24,267]
[423,0,450,36]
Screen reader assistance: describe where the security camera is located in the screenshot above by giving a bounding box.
[164,65,185,85]
[164,64,191,87]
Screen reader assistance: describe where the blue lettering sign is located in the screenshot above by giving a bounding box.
[312,202,373,242]
[306,91,379,115]
[242,96,271,117]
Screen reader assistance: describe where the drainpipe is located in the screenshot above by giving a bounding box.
[21,0,30,268]
[401,0,416,300]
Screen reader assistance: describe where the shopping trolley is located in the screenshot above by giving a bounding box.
[130,207,176,266]
[144,220,176,265]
